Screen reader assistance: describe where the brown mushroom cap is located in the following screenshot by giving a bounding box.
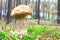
[10,5,32,17]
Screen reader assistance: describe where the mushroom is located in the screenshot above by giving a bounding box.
[10,5,32,34]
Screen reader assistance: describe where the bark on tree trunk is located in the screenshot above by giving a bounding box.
[48,11,50,20]
[25,0,27,5]
[0,10,1,20]
[35,0,40,24]
[16,0,21,6]
[7,0,12,24]
[52,14,53,19]
[43,11,45,18]
[18,0,21,5]
[0,0,2,20]
[57,0,60,24]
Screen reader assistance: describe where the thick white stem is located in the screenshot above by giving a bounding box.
[15,19,27,34]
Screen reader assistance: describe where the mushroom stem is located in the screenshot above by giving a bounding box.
[15,16,27,34]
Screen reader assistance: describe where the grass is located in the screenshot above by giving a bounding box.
[0,25,60,40]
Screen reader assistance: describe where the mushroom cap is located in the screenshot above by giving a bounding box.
[10,5,32,17]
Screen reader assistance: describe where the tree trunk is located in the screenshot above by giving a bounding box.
[52,12,54,19]
[18,0,21,5]
[35,0,40,24]
[16,0,21,6]
[7,0,12,24]
[57,0,60,24]
[0,0,2,20]
[25,0,27,5]
[43,11,45,18]
[48,11,50,20]
[0,9,1,20]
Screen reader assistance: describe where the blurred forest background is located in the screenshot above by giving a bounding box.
[0,0,59,26]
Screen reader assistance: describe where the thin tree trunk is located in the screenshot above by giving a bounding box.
[46,12,47,19]
[0,0,2,20]
[16,0,18,6]
[43,11,45,18]
[18,0,21,5]
[25,0,27,5]
[7,0,12,24]
[52,13,53,19]
[0,10,1,20]
[0,9,1,20]
[35,0,40,24]
[57,0,60,24]
[48,11,50,20]
[16,0,21,6]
